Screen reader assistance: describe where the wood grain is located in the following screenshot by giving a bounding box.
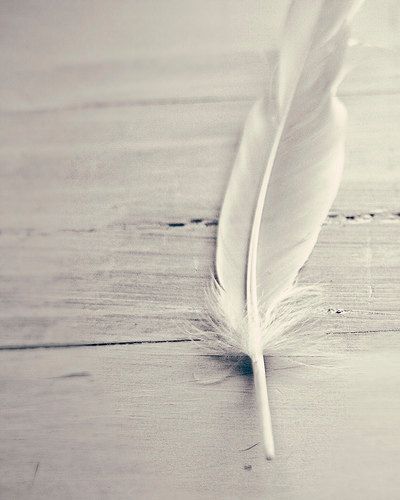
[0,222,399,347]
[1,95,399,232]
[1,1,399,112]
[1,344,399,499]
[0,1,399,499]
[1,94,399,346]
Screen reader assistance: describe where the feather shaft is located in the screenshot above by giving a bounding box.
[251,353,275,460]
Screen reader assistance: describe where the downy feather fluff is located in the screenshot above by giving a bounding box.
[201,1,364,459]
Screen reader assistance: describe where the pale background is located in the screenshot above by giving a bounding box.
[0,1,399,499]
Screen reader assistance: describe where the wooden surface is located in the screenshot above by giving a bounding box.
[1,2,399,499]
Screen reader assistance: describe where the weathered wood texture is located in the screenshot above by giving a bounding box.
[1,94,399,346]
[1,345,399,500]
[0,1,399,499]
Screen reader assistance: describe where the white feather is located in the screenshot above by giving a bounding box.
[205,0,364,459]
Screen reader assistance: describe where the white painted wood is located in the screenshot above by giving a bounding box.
[1,95,399,232]
[0,222,399,346]
[0,93,399,346]
[0,2,399,498]
[1,49,399,112]
[0,344,399,499]
[0,1,398,112]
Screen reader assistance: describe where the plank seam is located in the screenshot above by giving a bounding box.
[0,329,398,351]
[0,211,399,238]
[0,338,195,351]
[1,89,399,115]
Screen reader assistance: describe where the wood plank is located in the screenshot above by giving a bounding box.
[1,95,399,232]
[1,50,399,113]
[1,0,397,69]
[0,222,399,346]
[1,343,399,499]
[1,1,399,112]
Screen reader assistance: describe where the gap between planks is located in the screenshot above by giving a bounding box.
[1,210,400,237]
[0,328,398,351]
[2,88,400,116]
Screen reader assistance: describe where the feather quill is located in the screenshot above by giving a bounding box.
[206,1,364,459]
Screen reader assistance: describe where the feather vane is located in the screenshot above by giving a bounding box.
[206,0,363,459]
